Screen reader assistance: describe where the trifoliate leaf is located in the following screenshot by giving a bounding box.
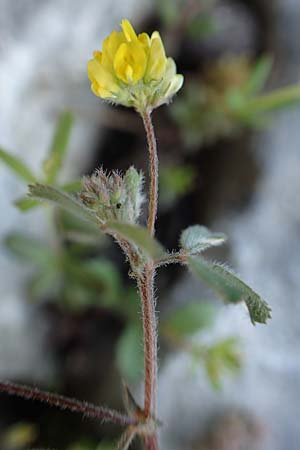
[188,256,272,325]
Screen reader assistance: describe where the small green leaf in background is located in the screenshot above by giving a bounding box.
[180,225,226,254]
[0,148,37,183]
[156,0,180,25]
[64,258,122,307]
[243,56,273,96]
[1,422,38,450]
[5,233,55,267]
[28,268,60,301]
[14,196,40,212]
[43,111,74,183]
[162,302,216,337]
[61,179,82,193]
[96,441,116,450]
[160,165,196,207]
[204,337,241,390]
[28,184,100,228]
[187,13,216,40]
[188,256,272,325]
[116,323,143,382]
[107,221,165,259]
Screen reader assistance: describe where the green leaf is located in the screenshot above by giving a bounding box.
[162,302,216,337]
[65,258,122,306]
[0,148,36,183]
[156,0,179,25]
[28,268,60,300]
[96,442,116,450]
[14,196,40,212]
[188,256,272,325]
[1,421,38,449]
[5,233,55,266]
[28,184,100,228]
[187,14,216,39]
[244,56,273,96]
[204,337,241,390]
[61,179,82,193]
[116,323,143,382]
[43,111,73,183]
[106,221,165,259]
[180,225,226,254]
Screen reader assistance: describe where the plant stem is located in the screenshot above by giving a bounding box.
[142,109,158,238]
[139,109,159,450]
[138,270,157,418]
[0,380,135,426]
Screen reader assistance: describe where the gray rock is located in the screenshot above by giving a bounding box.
[158,2,300,450]
[0,0,151,382]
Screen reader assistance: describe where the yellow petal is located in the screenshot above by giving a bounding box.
[138,32,151,53]
[121,19,138,42]
[145,31,167,82]
[113,42,147,84]
[87,59,119,94]
[93,51,102,63]
[91,81,111,98]
[101,31,126,71]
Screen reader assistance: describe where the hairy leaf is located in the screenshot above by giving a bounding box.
[107,221,165,259]
[180,225,226,254]
[28,184,99,228]
[188,256,272,325]
[0,148,36,182]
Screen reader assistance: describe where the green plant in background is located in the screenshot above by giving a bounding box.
[0,422,38,450]
[159,164,196,209]
[156,0,216,42]
[0,18,271,450]
[172,54,300,148]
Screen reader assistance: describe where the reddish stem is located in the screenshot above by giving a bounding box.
[139,110,159,436]
[0,380,135,426]
[141,109,158,237]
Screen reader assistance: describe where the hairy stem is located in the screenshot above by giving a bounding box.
[141,109,158,238]
[144,433,159,450]
[138,268,157,419]
[0,381,135,426]
[139,110,159,450]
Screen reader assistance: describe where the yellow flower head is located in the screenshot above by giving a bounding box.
[87,19,184,111]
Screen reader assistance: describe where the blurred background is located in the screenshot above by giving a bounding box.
[0,0,300,449]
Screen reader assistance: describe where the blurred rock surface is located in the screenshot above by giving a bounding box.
[0,0,150,381]
[158,2,300,450]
